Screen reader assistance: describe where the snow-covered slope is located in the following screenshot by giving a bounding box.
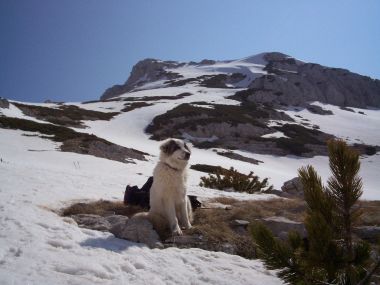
[0,129,283,285]
[1,51,380,284]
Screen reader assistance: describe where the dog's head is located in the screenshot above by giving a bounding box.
[159,138,191,169]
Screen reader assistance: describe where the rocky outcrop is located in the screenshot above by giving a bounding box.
[217,151,263,165]
[281,177,304,197]
[246,52,380,108]
[71,214,129,232]
[146,103,336,157]
[61,137,147,163]
[257,216,307,240]
[0,115,147,163]
[0,98,9,109]
[101,52,380,108]
[101,59,183,100]
[112,215,163,248]
[71,213,163,248]
[13,103,118,128]
[353,226,380,243]
[306,104,333,115]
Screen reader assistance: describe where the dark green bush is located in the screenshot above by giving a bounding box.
[199,167,273,194]
[251,140,379,285]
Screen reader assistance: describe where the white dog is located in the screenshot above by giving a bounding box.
[148,138,193,235]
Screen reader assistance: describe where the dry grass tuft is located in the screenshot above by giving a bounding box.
[62,200,144,217]
[211,197,306,222]
[60,197,380,259]
[358,200,380,226]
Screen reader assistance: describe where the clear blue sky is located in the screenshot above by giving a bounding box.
[1,0,379,103]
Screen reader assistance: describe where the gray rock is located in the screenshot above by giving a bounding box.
[354,226,380,243]
[107,215,129,237]
[257,216,307,239]
[61,138,147,163]
[281,177,304,197]
[231,219,250,227]
[217,151,263,165]
[247,52,380,108]
[104,215,129,225]
[306,104,333,115]
[101,59,183,100]
[113,215,163,249]
[101,52,380,108]
[262,189,291,197]
[71,214,112,232]
[0,98,9,109]
[199,59,216,65]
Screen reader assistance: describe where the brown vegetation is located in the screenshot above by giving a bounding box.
[62,200,144,217]
[60,197,380,260]
[0,116,147,162]
[121,102,153,112]
[13,103,118,127]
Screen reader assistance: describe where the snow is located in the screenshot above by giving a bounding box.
[166,57,268,88]
[70,100,127,113]
[66,85,379,200]
[61,84,380,200]
[261,131,289,139]
[226,149,380,200]
[2,85,379,200]
[134,79,169,91]
[283,102,380,145]
[0,128,283,285]
[2,52,379,284]
[0,103,51,124]
[72,85,239,153]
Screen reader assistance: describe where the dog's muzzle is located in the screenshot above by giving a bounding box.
[184,152,190,160]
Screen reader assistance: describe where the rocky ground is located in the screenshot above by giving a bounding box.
[60,177,380,259]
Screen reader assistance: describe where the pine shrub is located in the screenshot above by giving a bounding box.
[199,167,273,193]
[251,140,378,285]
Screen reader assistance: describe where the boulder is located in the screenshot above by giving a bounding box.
[71,214,112,232]
[104,215,129,225]
[257,216,306,239]
[0,98,9,109]
[306,104,333,115]
[112,215,163,249]
[353,226,380,243]
[281,177,304,197]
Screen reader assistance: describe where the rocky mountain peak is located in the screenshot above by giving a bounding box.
[100,52,380,108]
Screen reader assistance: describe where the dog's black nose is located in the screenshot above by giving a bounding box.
[184,152,190,160]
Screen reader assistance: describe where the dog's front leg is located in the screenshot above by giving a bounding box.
[165,199,182,235]
[179,198,192,230]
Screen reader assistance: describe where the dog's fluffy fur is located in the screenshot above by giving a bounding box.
[148,138,193,235]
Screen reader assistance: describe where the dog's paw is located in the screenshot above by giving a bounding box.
[183,223,192,230]
[172,227,183,236]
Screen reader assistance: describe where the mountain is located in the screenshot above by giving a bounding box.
[101,52,380,108]
[1,51,379,194]
[0,51,379,284]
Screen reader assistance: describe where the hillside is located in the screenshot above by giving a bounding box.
[0,52,379,284]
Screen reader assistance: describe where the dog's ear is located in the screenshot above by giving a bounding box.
[160,139,179,155]
[184,142,192,153]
